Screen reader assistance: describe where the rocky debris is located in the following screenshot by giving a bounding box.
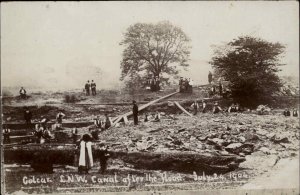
[5,112,299,174]
[256,105,271,115]
[272,134,290,144]
[259,147,270,154]
[225,143,254,155]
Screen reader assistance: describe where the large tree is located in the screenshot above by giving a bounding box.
[120,21,191,87]
[209,36,285,108]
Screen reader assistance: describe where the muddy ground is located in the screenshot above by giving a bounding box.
[2,87,300,194]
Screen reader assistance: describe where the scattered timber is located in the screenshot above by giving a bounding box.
[4,144,245,174]
[174,101,193,117]
[111,91,180,127]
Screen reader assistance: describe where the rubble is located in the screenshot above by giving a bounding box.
[256,105,271,115]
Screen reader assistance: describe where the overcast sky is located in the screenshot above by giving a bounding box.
[1,1,299,91]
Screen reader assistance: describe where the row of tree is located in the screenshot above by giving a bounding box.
[120,21,286,108]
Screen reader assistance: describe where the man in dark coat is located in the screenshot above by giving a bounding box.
[24,108,32,125]
[132,100,139,125]
[208,71,213,84]
[104,114,111,129]
[91,80,96,96]
[85,81,90,96]
[3,125,11,144]
[219,82,223,96]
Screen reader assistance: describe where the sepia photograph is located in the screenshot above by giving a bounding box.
[1,1,299,195]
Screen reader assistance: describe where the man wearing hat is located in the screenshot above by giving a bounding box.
[132,100,139,125]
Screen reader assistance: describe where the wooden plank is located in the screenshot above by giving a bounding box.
[123,116,129,124]
[110,91,179,127]
[174,101,193,117]
[4,121,94,130]
[3,145,245,174]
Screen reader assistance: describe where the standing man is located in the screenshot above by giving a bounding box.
[104,114,111,129]
[219,82,223,96]
[56,111,65,127]
[188,78,194,93]
[19,87,27,99]
[3,125,11,144]
[150,77,156,92]
[155,76,160,91]
[208,71,213,84]
[24,107,32,126]
[179,77,183,92]
[91,80,96,96]
[85,80,91,96]
[132,100,139,125]
[98,143,110,174]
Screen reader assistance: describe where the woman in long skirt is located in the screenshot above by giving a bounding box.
[78,134,93,174]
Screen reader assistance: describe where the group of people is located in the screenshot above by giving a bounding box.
[93,114,112,131]
[209,82,224,97]
[283,108,298,117]
[189,100,243,115]
[85,80,97,96]
[179,77,193,93]
[146,76,161,92]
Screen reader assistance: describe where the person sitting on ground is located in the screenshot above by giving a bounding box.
[98,143,110,174]
[42,127,53,143]
[40,116,50,129]
[292,108,298,117]
[144,113,150,122]
[104,114,111,129]
[90,128,99,140]
[19,87,27,99]
[213,102,222,114]
[153,111,161,122]
[3,125,11,144]
[283,108,291,117]
[228,103,236,113]
[191,100,199,115]
[34,125,44,143]
[78,134,94,174]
